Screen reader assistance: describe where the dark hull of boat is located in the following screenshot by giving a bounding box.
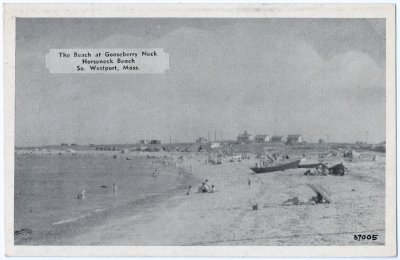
[251,160,301,174]
[329,163,344,170]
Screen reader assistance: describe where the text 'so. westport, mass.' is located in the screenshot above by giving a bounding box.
[45,49,169,73]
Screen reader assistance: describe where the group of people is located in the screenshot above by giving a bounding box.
[186,179,216,195]
[304,162,347,176]
[198,179,216,193]
[255,151,291,168]
[304,163,330,176]
[255,160,270,168]
[207,156,222,165]
[281,193,329,206]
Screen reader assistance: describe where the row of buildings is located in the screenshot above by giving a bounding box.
[195,131,303,145]
[237,131,303,145]
[139,139,161,145]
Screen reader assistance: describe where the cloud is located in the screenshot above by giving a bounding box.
[15,19,386,146]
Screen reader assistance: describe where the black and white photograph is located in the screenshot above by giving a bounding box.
[4,4,396,257]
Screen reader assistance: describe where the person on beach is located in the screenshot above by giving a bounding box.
[189,165,192,175]
[198,182,205,192]
[300,154,307,164]
[204,179,211,190]
[308,192,329,204]
[210,185,216,193]
[113,183,117,199]
[282,192,329,206]
[198,182,210,193]
[281,196,300,206]
[186,185,192,195]
[248,178,251,188]
[321,163,329,175]
[153,168,158,179]
[77,189,86,204]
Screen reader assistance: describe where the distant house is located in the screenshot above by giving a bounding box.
[255,135,270,143]
[150,140,161,144]
[140,140,150,144]
[271,136,285,143]
[286,135,303,145]
[237,131,254,143]
[196,137,208,144]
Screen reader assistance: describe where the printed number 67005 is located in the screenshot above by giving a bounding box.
[354,234,378,241]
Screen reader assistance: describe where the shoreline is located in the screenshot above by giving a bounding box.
[15,150,385,246]
[14,152,199,245]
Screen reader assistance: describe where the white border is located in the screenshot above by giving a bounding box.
[3,4,396,257]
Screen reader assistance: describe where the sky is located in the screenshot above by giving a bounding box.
[15,18,386,146]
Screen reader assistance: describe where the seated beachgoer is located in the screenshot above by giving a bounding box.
[281,196,301,206]
[321,163,329,175]
[198,182,207,192]
[306,165,323,176]
[209,185,216,193]
[200,180,211,192]
[186,185,192,195]
[308,192,328,204]
[304,168,319,176]
[203,182,210,192]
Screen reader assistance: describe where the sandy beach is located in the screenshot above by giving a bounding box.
[15,149,385,246]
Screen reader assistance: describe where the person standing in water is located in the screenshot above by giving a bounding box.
[113,183,117,200]
[77,189,85,205]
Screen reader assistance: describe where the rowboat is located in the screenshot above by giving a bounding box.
[250,159,301,174]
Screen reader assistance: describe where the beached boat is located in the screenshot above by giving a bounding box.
[250,159,301,174]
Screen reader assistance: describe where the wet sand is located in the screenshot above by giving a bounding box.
[14,150,385,246]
